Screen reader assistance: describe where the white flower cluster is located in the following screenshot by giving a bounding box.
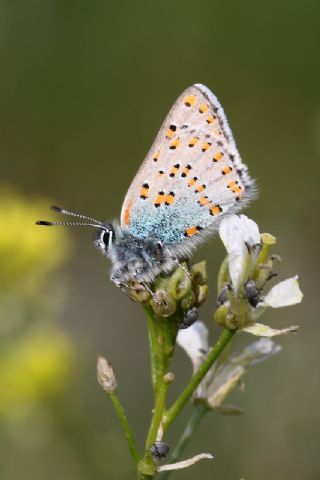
[177,214,303,409]
[218,214,303,335]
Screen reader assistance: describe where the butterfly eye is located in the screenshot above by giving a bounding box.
[103,231,111,246]
[96,227,114,253]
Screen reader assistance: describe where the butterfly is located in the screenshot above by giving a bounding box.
[37,84,255,294]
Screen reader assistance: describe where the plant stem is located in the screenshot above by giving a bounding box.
[145,306,159,398]
[138,307,178,478]
[157,402,209,480]
[163,328,235,432]
[145,376,170,449]
[109,392,141,463]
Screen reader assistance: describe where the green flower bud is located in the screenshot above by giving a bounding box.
[214,304,238,330]
[150,289,176,317]
[181,290,196,311]
[191,261,208,285]
[167,265,192,301]
[195,284,209,306]
[129,282,151,304]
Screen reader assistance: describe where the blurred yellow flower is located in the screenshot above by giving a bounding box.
[0,187,70,294]
[0,328,74,416]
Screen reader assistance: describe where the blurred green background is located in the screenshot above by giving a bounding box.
[1,1,319,479]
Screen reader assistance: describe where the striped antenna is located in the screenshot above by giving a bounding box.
[50,205,104,226]
[36,205,105,229]
[36,220,103,228]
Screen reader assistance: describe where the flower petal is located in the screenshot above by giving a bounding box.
[177,321,209,371]
[243,322,299,337]
[207,365,245,408]
[259,276,303,308]
[206,338,280,408]
[219,215,260,292]
[157,453,213,472]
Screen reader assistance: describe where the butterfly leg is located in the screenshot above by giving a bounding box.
[168,253,192,279]
[157,242,192,279]
[132,271,162,306]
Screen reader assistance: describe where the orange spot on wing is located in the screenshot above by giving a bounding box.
[188,136,199,147]
[184,95,196,107]
[198,196,210,206]
[195,184,206,193]
[206,115,214,124]
[169,164,180,177]
[210,204,222,216]
[187,177,197,187]
[199,104,208,113]
[184,225,202,237]
[165,193,175,205]
[213,151,223,161]
[140,186,150,198]
[228,181,242,193]
[169,138,181,150]
[181,165,192,177]
[154,193,165,206]
[222,166,233,175]
[165,124,177,140]
[166,128,175,139]
[201,142,212,152]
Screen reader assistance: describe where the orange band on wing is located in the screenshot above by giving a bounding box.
[123,201,132,226]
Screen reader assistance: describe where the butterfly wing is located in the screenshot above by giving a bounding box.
[120,84,255,247]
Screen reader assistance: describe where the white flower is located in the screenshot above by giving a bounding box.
[219,214,260,293]
[177,321,209,398]
[242,323,299,337]
[177,322,281,407]
[258,276,303,308]
[177,320,209,371]
[218,215,303,336]
[206,338,281,408]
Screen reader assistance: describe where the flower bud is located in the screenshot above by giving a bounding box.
[129,282,151,304]
[195,284,209,306]
[180,290,196,310]
[168,266,192,300]
[191,261,208,285]
[214,303,238,330]
[150,290,176,317]
[97,356,117,393]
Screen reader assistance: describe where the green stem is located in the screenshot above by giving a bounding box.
[145,377,170,449]
[157,402,209,480]
[138,307,179,478]
[109,392,141,463]
[163,328,236,432]
[145,306,159,397]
